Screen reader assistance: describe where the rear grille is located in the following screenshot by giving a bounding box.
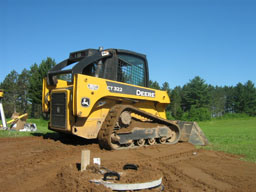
[51,92,66,129]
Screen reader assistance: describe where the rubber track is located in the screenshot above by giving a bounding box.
[98,104,181,150]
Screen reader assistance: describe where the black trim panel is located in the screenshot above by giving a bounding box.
[106,81,155,98]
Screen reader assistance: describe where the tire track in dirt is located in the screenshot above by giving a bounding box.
[102,145,229,191]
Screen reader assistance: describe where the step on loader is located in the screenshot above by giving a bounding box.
[42,48,208,149]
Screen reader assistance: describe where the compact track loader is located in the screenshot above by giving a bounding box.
[42,48,207,149]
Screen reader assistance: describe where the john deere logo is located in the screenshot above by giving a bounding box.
[81,97,90,107]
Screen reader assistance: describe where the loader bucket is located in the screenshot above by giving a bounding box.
[175,121,208,146]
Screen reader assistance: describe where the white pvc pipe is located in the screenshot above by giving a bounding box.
[0,98,7,129]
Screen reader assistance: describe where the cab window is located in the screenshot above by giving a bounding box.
[82,60,104,78]
[117,54,145,86]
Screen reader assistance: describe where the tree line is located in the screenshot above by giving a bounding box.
[0,58,56,118]
[1,57,256,121]
[149,76,256,121]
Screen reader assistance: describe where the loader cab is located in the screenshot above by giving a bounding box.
[47,48,149,87]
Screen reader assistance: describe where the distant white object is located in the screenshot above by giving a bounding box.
[93,158,101,165]
[19,123,37,132]
[193,152,197,155]
[0,92,7,129]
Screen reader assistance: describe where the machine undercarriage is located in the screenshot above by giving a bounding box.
[98,104,181,150]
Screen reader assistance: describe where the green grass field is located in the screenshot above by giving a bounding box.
[1,117,256,162]
[199,117,256,162]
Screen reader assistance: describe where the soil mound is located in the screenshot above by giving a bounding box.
[0,136,256,192]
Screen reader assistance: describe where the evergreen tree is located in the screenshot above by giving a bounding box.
[209,85,226,117]
[161,82,171,95]
[149,80,160,90]
[39,57,56,78]
[28,57,56,117]
[182,76,210,111]
[28,64,41,104]
[224,86,235,113]
[17,69,30,113]
[234,81,256,116]
[243,81,256,116]
[0,70,19,117]
[170,86,183,119]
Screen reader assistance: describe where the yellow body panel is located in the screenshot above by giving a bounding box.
[72,107,111,138]
[43,74,171,139]
[73,74,170,118]
[42,78,72,113]
[0,90,3,98]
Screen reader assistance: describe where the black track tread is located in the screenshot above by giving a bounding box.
[98,104,181,150]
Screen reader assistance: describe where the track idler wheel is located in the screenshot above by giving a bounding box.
[147,138,156,145]
[119,111,131,126]
[135,139,145,146]
[110,133,120,150]
[167,131,179,144]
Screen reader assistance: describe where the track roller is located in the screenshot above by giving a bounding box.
[147,138,156,145]
[135,139,145,146]
[157,137,166,144]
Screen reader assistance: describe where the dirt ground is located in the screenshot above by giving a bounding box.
[0,135,256,192]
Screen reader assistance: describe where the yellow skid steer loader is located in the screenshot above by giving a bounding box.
[42,48,208,149]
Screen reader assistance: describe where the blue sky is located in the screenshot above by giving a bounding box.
[1,0,255,88]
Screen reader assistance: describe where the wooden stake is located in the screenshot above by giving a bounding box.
[81,150,90,171]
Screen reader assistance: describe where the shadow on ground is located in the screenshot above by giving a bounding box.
[32,132,98,146]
